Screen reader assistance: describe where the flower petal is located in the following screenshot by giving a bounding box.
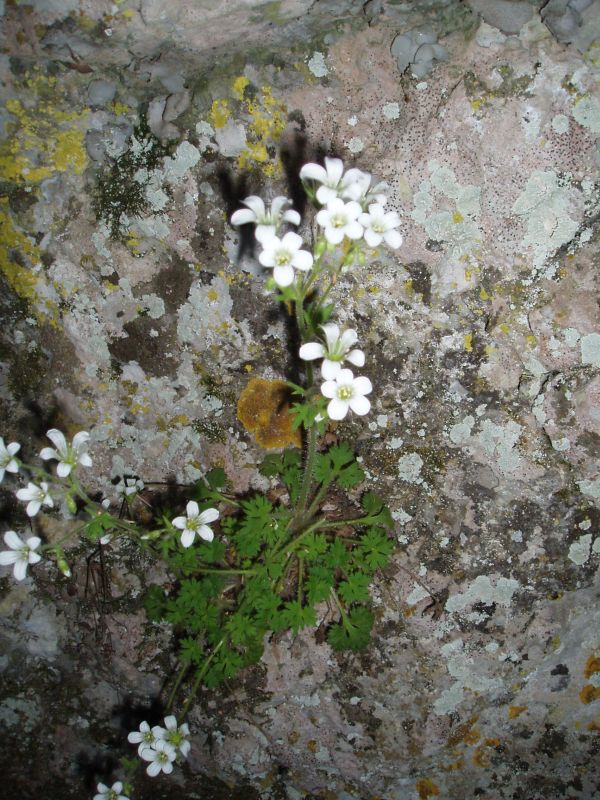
[283,209,301,226]
[299,342,325,361]
[172,516,187,529]
[299,162,327,183]
[198,507,219,524]
[336,369,354,384]
[364,228,382,247]
[241,196,266,217]
[128,731,143,743]
[198,525,214,542]
[231,208,257,226]
[78,453,93,468]
[4,530,23,550]
[352,376,372,395]
[327,398,349,420]
[280,231,302,251]
[72,431,90,449]
[163,715,177,730]
[255,224,277,243]
[186,500,199,518]
[259,247,276,267]
[39,447,57,461]
[321,359,342,380]
[26,536,41,550]
[383,229,403,249]
[292,249,313,271]
[323,226,344,245]
[26,500,41,517]
[7,442,20,456]
[273,264,294,287]
[28,551,42,565]
[179,739,191,757]
[339,328,358,349]
[320,380,337,399]
[346,349,365,367]
[46,429,67,452]
[349,395,371,415]
[181,529,196,548]
[0,551,19,566]
[13,559,28,581]
[324,157,344,184]
[56,462,72,478]
[344,221,364,240]
[147,761,161,777]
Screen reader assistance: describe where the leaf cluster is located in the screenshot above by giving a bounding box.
[143,443,394,692]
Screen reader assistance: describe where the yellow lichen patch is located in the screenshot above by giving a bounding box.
[1,78,88,184]
[232,75,250,100]
[479,287,490,301]
[416,778,440,799]
[587,720,600,731]
[508,705,527,719]
[306,740,318,753]
[238,85,287,177]
[584,652,600,679]
[464,333,473,352]
[444,758,465,771]
[580,685,600,704]
[237,378,301,449]
[0,199,58,321]
[209,99,230,129]
[452,211,464,224]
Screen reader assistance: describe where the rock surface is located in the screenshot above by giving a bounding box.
[1,1,600,799]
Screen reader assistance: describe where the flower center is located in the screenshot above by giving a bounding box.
[331,214,346,228]
[108,791,118,800]
[157,751,169,764]
[337,386,353,401]
[275,251,291,265]
[372,221,384,233]
[143,731,154,744]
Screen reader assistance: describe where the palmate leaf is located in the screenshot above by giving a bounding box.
[360,492,394,529]
[314,443,365,490]
[299,532,329,561]
[144,584,167,622]
[355,527,394,571]
[323,537,350,570]
[338,572,371,604]
[327,606,374,652]
[226,613,260,647]
[205,646,244,687]
[179,636,204,665]
[305,565,334,605]
[280,601,317,634]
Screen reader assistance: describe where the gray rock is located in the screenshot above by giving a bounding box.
[87,79,116,106]
[468,0,534,34]
[391,29,448,77]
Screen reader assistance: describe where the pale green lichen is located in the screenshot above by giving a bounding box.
[581,332,600,367]
[411,161,482,263]
[397,452,424,484]
[477,419,522,474]
[307,51,329,78]
[445,574,520,613]
[568,534,592,565]
[511,170,579,273]
[448,414,474,444]
[572,95,600,134]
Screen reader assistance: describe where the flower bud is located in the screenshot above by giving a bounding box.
[65,494,77,514]
[314,238,327,258]
[56,550,71,578]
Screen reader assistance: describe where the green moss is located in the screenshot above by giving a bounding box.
[93,118,172,241]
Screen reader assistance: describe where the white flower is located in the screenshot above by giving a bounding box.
[154,715,191,758]
[128,720,160,757]
[300,157,361,205]
[258,232,313,287]
[315,197,363,245]
[116,476,144,498]
[0,530,42,581]
[342,169,389,207]
[141,739,177,777]
[231,195,300,243]
[321,368,372,420]
[0,438,20,482]
[93,781,129,800]
[40,428,93,477]
[172,502,219,548]
[299,324,365,380]
[359,203,403,249]
[16,481,53,517]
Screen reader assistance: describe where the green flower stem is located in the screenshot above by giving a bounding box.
[204,490,240,509]
[320,514,380,529]
[195,567,256,576]
[181,638,225,717]
[165,661,190,711]
[273,517,326,558]
[306,476,335,518]
[297,423,318,514]
[297,555,304,604]
[330,587,350,627]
